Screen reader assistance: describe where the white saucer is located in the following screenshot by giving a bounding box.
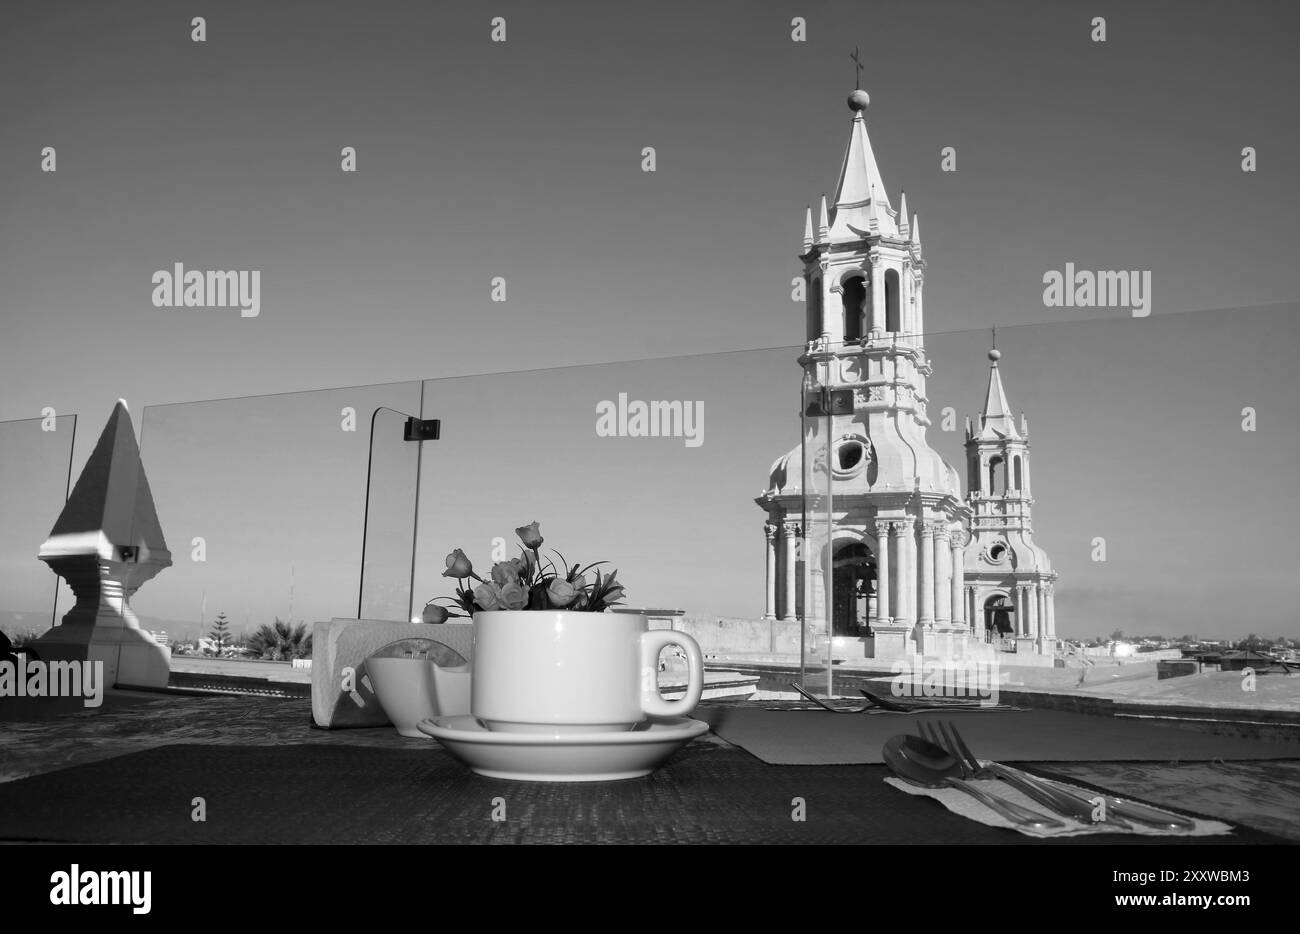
[416,715,710,782]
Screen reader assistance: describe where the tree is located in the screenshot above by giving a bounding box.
[209,613,232,655]
[1108,629,1125,642]
[244,618,312,660]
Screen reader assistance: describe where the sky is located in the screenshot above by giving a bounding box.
[2,0,1298,641]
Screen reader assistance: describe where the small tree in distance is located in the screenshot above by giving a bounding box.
[209,613,232,655]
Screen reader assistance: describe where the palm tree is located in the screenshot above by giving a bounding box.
[244,618,312,660]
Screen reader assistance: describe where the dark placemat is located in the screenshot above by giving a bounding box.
[0,741,1283,845]
[697,707,1300,765]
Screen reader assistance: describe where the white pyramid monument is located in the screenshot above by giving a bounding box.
[33,400,172,688]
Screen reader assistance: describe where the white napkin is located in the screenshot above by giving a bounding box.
[885,768,1233,838]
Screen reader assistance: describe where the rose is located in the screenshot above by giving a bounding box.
[473,582,504,611]
[499,580,528,610]
[546,577,580,608]
[443,549,475,579]
[515,521,543,550]
[490,560,523,587]
[421,604,450,624]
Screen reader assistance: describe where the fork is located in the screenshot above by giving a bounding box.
[933,720,1199,831]
[918,720,1134,830]
[790,683,873,713]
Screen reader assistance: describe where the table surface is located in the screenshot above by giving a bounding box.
[2,692,1298,843]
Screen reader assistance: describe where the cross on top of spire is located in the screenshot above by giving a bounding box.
[851,46,863,90]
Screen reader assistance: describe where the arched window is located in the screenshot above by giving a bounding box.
[988,456,1006,496]
[969,455,980,492]
[806,277,822,341]
[1013,455,1022,491]
[885,269,901,333]
[842,276,866,343]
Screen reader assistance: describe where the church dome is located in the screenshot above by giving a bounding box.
[766,442,803,494]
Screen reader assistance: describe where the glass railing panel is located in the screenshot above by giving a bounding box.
[813,300,1300,683]
[416,349,805,675]
[135,382,422,648]
[359,405,424,623]
[0,414,78,641]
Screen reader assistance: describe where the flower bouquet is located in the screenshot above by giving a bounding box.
[421,521,626,622]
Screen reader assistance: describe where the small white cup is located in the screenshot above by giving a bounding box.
[471,611,704,734]
[368,656,471,738]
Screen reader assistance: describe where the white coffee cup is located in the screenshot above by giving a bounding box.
[471,611,704,734]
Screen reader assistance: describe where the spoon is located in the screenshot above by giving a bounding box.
[881,735,1066,831]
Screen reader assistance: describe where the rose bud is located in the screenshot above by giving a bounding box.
[442,548,474,579]
[421,604,450,624]
[515,521,544,550]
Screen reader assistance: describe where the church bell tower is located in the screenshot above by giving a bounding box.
[757,88,971,661]
[963,348,1058,652]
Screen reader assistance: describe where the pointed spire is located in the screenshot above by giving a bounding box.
[803,206,814,250]
[976,349,1022,441]
[898,191,910,238]
[818,194,830,241]
[40,400,170,561]
[827,92,896,241]
[911,213,920,246]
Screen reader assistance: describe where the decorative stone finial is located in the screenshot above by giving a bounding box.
[33,400,172,688]
[848,89,870,112]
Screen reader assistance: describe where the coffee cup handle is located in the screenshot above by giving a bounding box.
[639,629,704,718]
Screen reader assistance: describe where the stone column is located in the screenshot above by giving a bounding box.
[873,520,891,626]
[892,519,912,625]
[1016,584,1029,636]
[1045,584,1056,638]
[933,527,951,626]
[1040,587,1050,647]
[763,524,777,619]
[782,521,799,621]
[870,262,885,334]
[1027,584,1040,638]
[950,534,965,629]
[918,522,935,627]
[913,276,924,337]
